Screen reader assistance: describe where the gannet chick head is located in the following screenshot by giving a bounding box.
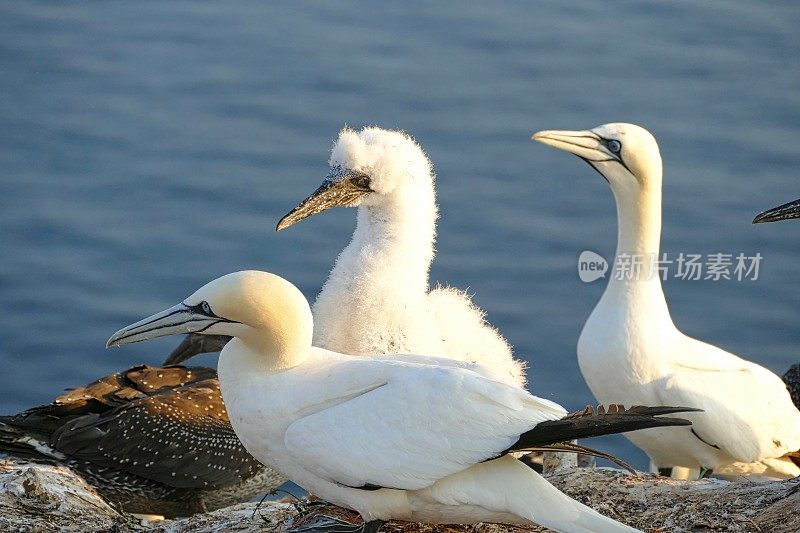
[107,271,313,359]
[753,198,800,224]
[533,123,663,197]
[276,126,433,230]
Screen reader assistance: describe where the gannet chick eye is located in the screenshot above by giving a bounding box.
[606,139,622,154]
[348,171,372,191]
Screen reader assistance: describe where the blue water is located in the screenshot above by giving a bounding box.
[1,1,799,473]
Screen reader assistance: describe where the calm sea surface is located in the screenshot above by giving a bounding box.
[1,1,799,472]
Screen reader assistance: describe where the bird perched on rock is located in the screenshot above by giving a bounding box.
[0,364,284,517]
[168,127,526,388]
[533,123,800,479]
[108,270,697,533]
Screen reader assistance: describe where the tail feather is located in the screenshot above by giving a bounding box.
[424,456,641,532]
[508,405,700,452]
[0,422,65,462]
[532,442,635,473]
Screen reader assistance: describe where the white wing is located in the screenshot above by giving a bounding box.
[284,358,565,491]
[368,352,517,385]
[657,338,800,462]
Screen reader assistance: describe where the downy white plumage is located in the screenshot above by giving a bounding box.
[275,126,526,387]
[107,271,693,533]
[533,123,800,479]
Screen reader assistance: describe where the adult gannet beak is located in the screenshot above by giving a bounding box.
[276,169,372,231]
[753,198,800,224]
[106,303,237,348]
[531,130,612,163]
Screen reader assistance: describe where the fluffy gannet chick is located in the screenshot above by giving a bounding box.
[108,270,695,533]
[166,127,525,387]
[274,126,526,387]
[533,123,800,479]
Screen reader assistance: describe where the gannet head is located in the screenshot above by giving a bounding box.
[532,123,663,196]
[276,126,432,230]
[107,271,313,358]
[753,198,800,223]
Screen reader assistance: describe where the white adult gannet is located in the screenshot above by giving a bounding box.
[273,126,526,387]
[533,123,800,479]
[107,270,694,533]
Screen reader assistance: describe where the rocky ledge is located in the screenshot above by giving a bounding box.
[1,459,798,532]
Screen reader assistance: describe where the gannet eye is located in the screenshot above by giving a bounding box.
[606,140,622,154]
[349,172,372,191]
[201,301,212,315]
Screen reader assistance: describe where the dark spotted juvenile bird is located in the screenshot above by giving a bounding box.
[0,364,285,517]
[782,365,800,410]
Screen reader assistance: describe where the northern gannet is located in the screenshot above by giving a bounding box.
[107,270,695,533]
[0,364,285,517]
[754,198,800,410]
[274,126,526,387]
[533,123,800,479]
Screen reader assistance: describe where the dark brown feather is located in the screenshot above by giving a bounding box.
[0,364,271,516]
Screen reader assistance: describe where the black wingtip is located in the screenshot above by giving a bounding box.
[506,404,700,453]
[615,405,703,416]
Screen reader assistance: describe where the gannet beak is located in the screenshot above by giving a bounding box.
[753,198,800,224]
[106,303,235,348]
[162,334,232,365]
[276,170,372,231]
[532,130,610,162]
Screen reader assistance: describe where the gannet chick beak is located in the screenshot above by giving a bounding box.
[532,129,617,163]
[753,198,800,224]
[276,168,372,231]
[106,302,238,348]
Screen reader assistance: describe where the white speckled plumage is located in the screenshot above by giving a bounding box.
[534,123,800,479]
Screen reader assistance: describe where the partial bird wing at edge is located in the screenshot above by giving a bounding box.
[656,361,800,461]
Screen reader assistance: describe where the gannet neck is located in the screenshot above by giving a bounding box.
[610,177,663,278]
[227,321,312,373]
[601,181,675,336]
[600,142,673,327]
[339,173,437,294]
